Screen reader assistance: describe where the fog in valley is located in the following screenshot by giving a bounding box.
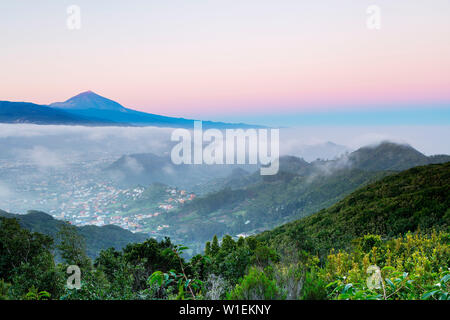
[0,123,448,243]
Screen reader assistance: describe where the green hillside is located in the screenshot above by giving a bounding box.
[193,162,449,300]
[347,142,431,171]
[84,142,450,256]
[163,167,389,250]
[148,142,450,252]
[256,162,450,255]
[0,210,148,258]
[1,162,448,300]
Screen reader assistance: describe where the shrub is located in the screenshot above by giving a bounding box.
[227,267,285,300]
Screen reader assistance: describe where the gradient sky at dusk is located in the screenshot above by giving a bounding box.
[1,0,449,125]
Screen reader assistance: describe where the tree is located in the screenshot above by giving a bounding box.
[227,267,284,300]
[0,217,51,279]
[221,235,235,253]
[57,223,91,271]
[204,241,211,255]
[123,237,180,291]
[93,248,135,299]
[0,217,63,299]
[210,235,220,256]
[236,237,245,247]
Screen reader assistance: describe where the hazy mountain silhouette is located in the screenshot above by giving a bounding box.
[50,90,128,112]
[0,101,110,125]
[1,91,262,128]
[106,153,259,190]
[347,141,449,171]
[107,142,450,191]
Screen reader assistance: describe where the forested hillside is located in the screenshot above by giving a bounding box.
[1,162,448,300]
[0,210,148,258]
[146,142,449,253]
[256,162,450,255]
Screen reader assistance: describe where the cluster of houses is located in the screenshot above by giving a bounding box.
[52,185,197,234]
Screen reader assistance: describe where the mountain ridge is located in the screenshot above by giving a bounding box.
[133,141,449,252]
[255,161,450,255]
[49,90,129,112]
[0,209,149,259]
[109,142,450,190]
[1,91,263,128]
[0,101,114,125]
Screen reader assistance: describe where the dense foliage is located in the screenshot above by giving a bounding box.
[0,162,448,300]
[105,142,450,254]
[255,162,450,256]
[164,166,388,253]
[0,210,147,259]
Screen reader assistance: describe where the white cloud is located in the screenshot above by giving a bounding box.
[123,156,144,174]
[0,182,14,200]
[27,146,66,169]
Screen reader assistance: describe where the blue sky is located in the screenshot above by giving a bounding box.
[1,0,449,124]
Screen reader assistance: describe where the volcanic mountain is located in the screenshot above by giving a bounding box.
[1,91,261,128]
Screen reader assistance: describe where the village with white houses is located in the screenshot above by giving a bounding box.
[51,183,196,234]
[0,158,196,235]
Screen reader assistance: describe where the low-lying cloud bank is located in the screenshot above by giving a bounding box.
[0,124,449,166]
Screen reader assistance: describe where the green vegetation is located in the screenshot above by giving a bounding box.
[0,216,64,299]
[0,162,448,300]
[323,232,449,300]
[255,162,449,255]
[0,210,148,259]
[98,142,450,255]
[160,167,389,253]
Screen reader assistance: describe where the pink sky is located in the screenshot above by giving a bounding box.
[1,1,449,117]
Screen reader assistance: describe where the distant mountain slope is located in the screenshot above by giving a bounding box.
[0,210,148,258]
[186,142,450,194]
[50,90,128,112]
[107,153,259,189]
[50,90,262,128]
[191,167,259,194]
[0,101,108,125]
[107,153,314,192]
[428,154,450,164]
[1,91,262,128]
[49,91,197,127]
[109,142,450,253]
[153,166,390,252]
[293,141,350,162]
[347,141,441,171]
[255,162,450,255]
